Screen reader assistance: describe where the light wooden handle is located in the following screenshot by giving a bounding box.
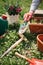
[15,52,33,64]
[1,38,23,58]
[18,34,29,43]
[15,52,28,60]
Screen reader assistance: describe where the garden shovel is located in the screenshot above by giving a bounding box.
[18,21,30,34]
[15,52,43,65]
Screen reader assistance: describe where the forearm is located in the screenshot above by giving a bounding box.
[29,0,41,12]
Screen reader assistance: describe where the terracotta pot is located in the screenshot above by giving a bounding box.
[37,34,43,52]
[29,23,43,33]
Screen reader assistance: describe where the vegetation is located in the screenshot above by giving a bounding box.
[0,0,43,65]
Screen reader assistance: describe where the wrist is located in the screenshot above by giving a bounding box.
[29,11,34,15]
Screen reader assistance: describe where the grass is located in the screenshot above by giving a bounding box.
[0,24,43,65]
[0,0,43,65]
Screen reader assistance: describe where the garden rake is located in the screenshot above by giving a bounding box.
[15,52,43,65]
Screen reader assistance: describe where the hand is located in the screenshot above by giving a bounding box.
[24,11,34,22]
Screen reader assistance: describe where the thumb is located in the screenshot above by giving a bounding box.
[24,17,27,21]
[28,15,32,20]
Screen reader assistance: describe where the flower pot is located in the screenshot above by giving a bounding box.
[6,12,19,25]
[37,34,43,52]
[29,23,43,33]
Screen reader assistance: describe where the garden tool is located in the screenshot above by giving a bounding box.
[19,12,33,34]
[19,21,30,34]
[15,52,43,65]
[1,37,23,58]
[18,14,32,34]
[1,34,29,58]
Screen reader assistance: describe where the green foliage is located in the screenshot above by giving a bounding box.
[0,24,43,65]
[0,0,43,65]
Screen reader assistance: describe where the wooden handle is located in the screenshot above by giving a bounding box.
[18,34,29,43]
[15,52,29,60]
[1,38,23,58]
[15,52,33,64]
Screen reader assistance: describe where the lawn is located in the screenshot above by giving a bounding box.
[0,0,43,65]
